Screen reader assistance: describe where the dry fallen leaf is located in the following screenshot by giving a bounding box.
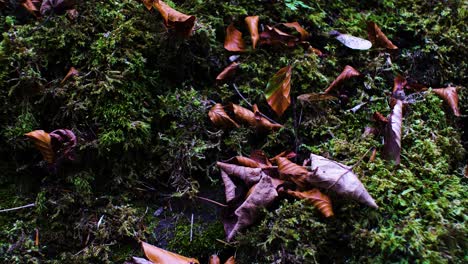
[309,153,378,208]
[220,170,238,204]
[275,157,310,190]
[216,62,240,83]
[282,22,309,40]
[270,151,297,161]
[225,156,266,168]
[324,65,361,94]
[224,256,236,264]
[61,67,79,84]
[25,130,54,164]
[229,103,283,131]
[224,23,247,52]
[49,129,77,161]
[245,16,260,49]
[141,241,200,264]
[259,25,297,47]
[208,104,240,128]
[373,111,389,125]
[154,0,196,38]
[330,30,372,50]
[433,87,460,116]
[217,162,263,186]
[249,150,273,166]
[22,0,41,16]
[383,99,403,165]
[209,255,221,264]
[286,189,334,218]
[265,65,292,116]
[367,21,398,49]
[297,93,338,103]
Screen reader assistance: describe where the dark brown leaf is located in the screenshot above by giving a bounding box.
[208,104,240,128]
[265,65,292,116]
[383,99,403,165]
[209,255,220,264]
[245,16,259,49]
[433,87,460,116]
[141,241,200,264]
[259,26,297,47]
[49,129,77,161]
[324,65,361,94]
[154,0,196,38]
[249,150,272,166]
[286,189,334,217]
[224,23,247,52]
[282,22,309,40]
[229,103,283,131]
[367,21,398,49]
[216,62,240,83]
[274,157,310,190]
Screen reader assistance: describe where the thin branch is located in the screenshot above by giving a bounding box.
[194,196,227,207]
[0,203,35,213]
[232,84,280,124]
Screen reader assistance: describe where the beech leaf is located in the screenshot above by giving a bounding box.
[383,99,403,164]
[324,65,361,94]
[25,130,54,164]
[245,16,260,49]
[286,189,334,218]
[61,67,79,84]
[433,87,461,116]
[265,65,292,116]
[216,62,240,83]
[259,26,297,47]
[224,23,247,52]
[249,150,272,166]
[229,103,283,131]
[208,104,240,128]
[224,256,236,264]
[141,241,200,264]
[225,156,265,168]
[217,162,262,186]
[309,154,378,208]
[330,30,372,50]
[154,0,196,38]
[297,93,338,103]
[275,157,310,190]
[367,21,398,49]
[282,22,309,40]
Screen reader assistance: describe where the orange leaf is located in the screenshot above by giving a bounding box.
[265,66,292,116]
[35,228,39,247]
[208,104,240,128]
[224,23,247,52]
[216,62,239,83]
[226,156,265,168]
[154,1,196,38]
[270,151,296,162]
[229,103,283,131]
[22,0,40,16]
[209,255,220,264]
[141,241,200,264]
[324,65,361,94]
[433,87,460,116]
[224,256,236,264]
[282,22,309,40]
[369,148,378,162]
[274,157,310,189]
[245,16,259,49]
[61,67,79,84]
[373,111,389,124]
[367,21,398,49]
[286,189,334,217]
[25,130,55,164]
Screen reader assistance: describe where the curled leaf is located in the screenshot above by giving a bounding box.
[392,75,407,99]
[433,87,460,116]
[297,93,338,103]
[224,23,247,52]
[25,130,54,164]
[49,129,76,161]
[367,21,398,49]
[265,65,292,116]
[249,150,272,166]
[154,1,196,38]
[245,16,259,49]
[259,26,297,47]
[275,157,310,189]
[283,22,309,40]
[330,30,372,50]
[216,62,240,83]
[286,189,334,217]
[220,170,238,204]
[209,255,221,264]
[141,241,200,264]
[383,99,403,164]
[217,162,262,186]
[224,256,236,264]
[229,103,283,131]
[208,104,240,128]
[309,154,378,208]
[61,67,79,84]
[324,65,361,94]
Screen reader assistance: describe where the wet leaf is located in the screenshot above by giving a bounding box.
[224,23,247,52]
[216,62,240,83]
[297,93,338,103]
[433,87,460,116]
[383,99,403,164]
[229,103,283,131]
[259,26,297,47]
[367,21,398,49]
[61,67,79,84]
[40,0,76,16]
[154,0,196,38]
[275,157,310,190]
[208,104,240,128]
[282,22,309,40]
[141,241,200,264]
[309,154,378,208]
[324,65,361,94]
[265,66,292,116]
[217,162,262,186]
[330,30,372,50]
[245,16,259,49]
[286,189,334,217]
[25,130,54,164]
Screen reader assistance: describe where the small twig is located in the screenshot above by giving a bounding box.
[216,239,237,247]
[194,196,227,207]
[190,213,194,242]
[0,203,35,213]
[232,84,280,124]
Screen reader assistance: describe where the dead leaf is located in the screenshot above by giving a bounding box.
[383,99,403,165]
[297,93,338,103]
[373,111,389,124]
[25,130,54,164]
[208,104,240,128]
[286,189,334,217]
[274,157,310,190]
[21,0,41,16]
[216,62,240,83]
[259,26,297,47]
[367,21,398,49]
[61,67,79,84]
[40,0,76,16]
[330,30,372,50]
[224,256,236,264]
[141,241,200,264]
[154,0,196,38]
[209,255,220,264]
[392,75,407,99]
[225,156,265,168]
[265,65,292,116]
[245,16,260,49]
[433,87,461,116]
[217,162,262,186]
[229,103,283,131]
[309,154,378,208]
[282,22,309,40]
[224,23,247,52]
[324,65,361,94]
[270,151,296,162]
[49,129,76,161]
[220,170,241,204]
[369,148,377,162]
[125,256,155,264]
[249,150,272,166]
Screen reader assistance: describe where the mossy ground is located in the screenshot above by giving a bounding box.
[0,0,466,263]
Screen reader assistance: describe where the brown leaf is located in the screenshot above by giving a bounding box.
[282,22,309,40]
[259,26,297,47]
[224,23,247,52]
[224,256,236,264]
[433,87,460,116]
[125,257,154,264]
[22,0,41,16]
[392,75,407,99]
[249,150,272,166]
[61,67,79,84]
[229,103,283,131]
[367,21,398,49]
[270,151,296,161]
[209,255,220,264]
[216,62,240,83]
[226,156,265,168]
[220,170,239,204]
[25,130,55,164]
[309,154,378,208]
[217,162,262,186]
[373,111,389,124]
[297,93,338,103]
[383,99,403,164]
[154,0,196,38]
[141,241,200,264]
[49,129,77,161]
[265,66,292,116]
[286,189,334,217]
[245,16,259,49]
[369,148,378,162]
[324,65,361,94]
[208,104,240,128]
[275,157,310,190]
[141,0,155,10]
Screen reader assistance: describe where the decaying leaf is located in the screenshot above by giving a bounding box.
[125,257,154,264]
[259,26,297,47]
[286,189,334,218]
[217,162,262,186]
[383,99,403,164]
[309,154,378,208]
[49,129,76,161]
[245,16,260,49]
[392,75,407,99]
[209,255,220,264]
[297,93,338,103]
[154,0,196,38]
[220,170,239,204]
[216,62,240,83]
[25,130,54,164]
[330,30,372,50]
[224,23,247,52]
[225,156,265,168]
[224,256,236,264]
[208,104,240,128]
[265,65,292,116]
[270,151,296,162]
[324,65,361,94]
[275,157,310,190]
[282,22,309,40]
[40,0,76,16]
[61,67,79,84]
[432,87,460,116]
[249,150,273,166]
[141,241,200,264]
[367,21,398,49]
[229,103,283,131]
[373,111,389,124]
